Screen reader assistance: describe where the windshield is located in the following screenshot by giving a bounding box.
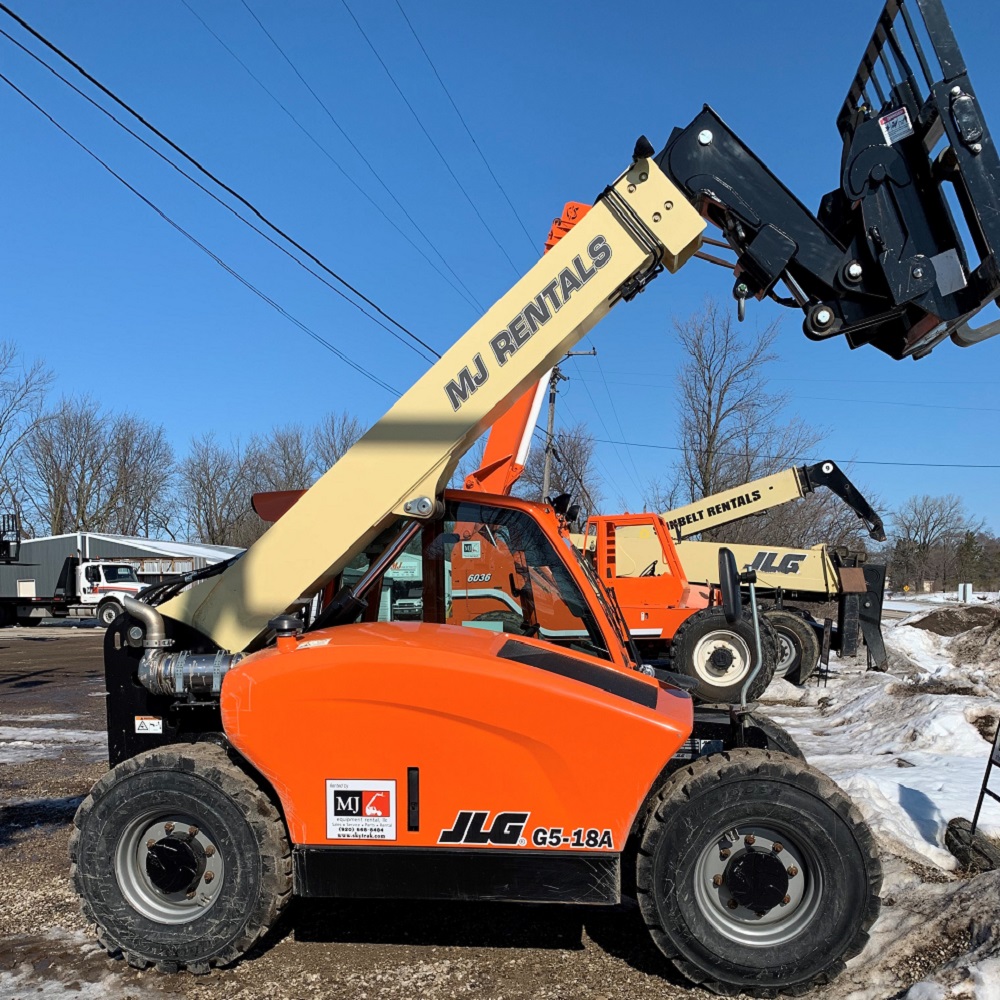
[102,565,139,584]
[443,500,611,660]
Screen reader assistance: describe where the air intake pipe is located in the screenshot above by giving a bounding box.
[138,649,244,698]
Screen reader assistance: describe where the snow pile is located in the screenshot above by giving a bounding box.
[762,614,1000,997]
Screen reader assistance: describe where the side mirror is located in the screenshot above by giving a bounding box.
[718,547,741,625]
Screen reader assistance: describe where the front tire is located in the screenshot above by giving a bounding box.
[671,607,777,704]
[765,609,820,686]
[637,749,881,996]
[97,599,123,628]
[70,743,292,972]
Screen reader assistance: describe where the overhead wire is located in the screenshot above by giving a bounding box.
[0,70,399,396]
[393,0,537,258]
[0,22,437,365]
[592,438,1000,469]
[0,2,442,363]
[339,0,522,276]
[229,0,483,314]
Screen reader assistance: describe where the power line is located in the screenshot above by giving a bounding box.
[393,0,537,258]
[339,0,521,276]
[592,438,1000,469]
[570,356,643,498]
[0,23,437,365]
[574,377,1000,413]
[0,2,441,362]
[0,70,399,397]
[230,0,483,314]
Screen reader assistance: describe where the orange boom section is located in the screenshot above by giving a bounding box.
[222,622,691,849]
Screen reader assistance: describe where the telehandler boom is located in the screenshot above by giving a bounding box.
[75,1,1000,995]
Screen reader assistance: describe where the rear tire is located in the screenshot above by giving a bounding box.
[70,743,292,972]
[670,607,777,704]
[636,748,881,996]
[97,599,123,628]
[765,609,820,686]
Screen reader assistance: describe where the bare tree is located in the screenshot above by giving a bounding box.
[19,400,176,537]
[313,411,365,471]
[178,434,261,547]
[0,341,52,522]
[661,300,874,549]
[515,422,602,520]
[20,397,115,535]
[104,415,176,537]
[255,425,316,492]
[888,494,984,589]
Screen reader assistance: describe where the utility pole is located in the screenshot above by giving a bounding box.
[541,349,596,501]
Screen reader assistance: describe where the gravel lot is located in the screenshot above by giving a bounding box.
[0,626,987,999]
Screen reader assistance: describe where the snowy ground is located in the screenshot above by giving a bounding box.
[757,600,1000,999]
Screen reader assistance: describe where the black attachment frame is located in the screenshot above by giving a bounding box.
[656,0,1000,360]
[799,461,886,541]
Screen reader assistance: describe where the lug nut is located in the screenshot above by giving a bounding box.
[146,838,156,849]
[204,871,215,883]
[744,834,756,846]
[164,822,175,834]
[186,890,196,899]
[188,826,199,837]
[204,845,216,858]
[727,899,739,910]
[781,895,791,906]
[772,842,783,853]
[719,848,731,859]
[712,875,724,887]
[787,865,799,877]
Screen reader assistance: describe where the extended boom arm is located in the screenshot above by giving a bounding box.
[160,152,705,652]
[663,461,886,542]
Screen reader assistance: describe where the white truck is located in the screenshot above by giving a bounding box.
[0,530,148,627]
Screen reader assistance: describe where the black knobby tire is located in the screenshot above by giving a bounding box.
[636,748,881,997]
[70,742,292,973]
[741,713,805,760]
[97,600,123,628]
[671,607,777,704]
[765,609,820,686]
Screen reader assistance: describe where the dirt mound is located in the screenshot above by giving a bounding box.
[953,618,1000,671]
[908,605,1000,637]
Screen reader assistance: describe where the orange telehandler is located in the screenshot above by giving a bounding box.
[73,2,1000,994]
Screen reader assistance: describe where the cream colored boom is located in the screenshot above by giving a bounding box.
[662,467,812,539]
[160,157,704,652]
[675,540,840,598]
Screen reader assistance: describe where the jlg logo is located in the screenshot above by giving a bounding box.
[438,810,529,845]
[750,551,807,575]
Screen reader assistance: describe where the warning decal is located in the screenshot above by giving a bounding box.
[134,716,163,734]
[326,779,396,840]
[878,107,914,145]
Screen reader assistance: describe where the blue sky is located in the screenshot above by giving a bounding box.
[1,0,998,530]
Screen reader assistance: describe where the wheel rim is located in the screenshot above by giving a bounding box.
[115,810,225,924]
[101,606,117,625]
[690,630,753,688]
[693,821,823,947]
[773,629,796,679]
